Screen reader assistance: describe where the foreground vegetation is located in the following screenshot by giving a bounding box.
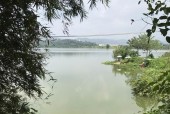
[104,52,170,114]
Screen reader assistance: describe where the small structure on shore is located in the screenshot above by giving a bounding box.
[117,55,122,61]
[125,55,131,63]
[125,55,131,59]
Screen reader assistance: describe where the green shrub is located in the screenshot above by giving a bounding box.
[113,46,139,59]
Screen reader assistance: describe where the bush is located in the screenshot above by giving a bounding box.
[129,50,139,57]
[113,46,138,59]
[148,53,154,59]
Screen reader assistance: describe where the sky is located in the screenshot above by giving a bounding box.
[38,0,167,43]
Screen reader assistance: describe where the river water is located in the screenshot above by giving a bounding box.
[34,48,167,114]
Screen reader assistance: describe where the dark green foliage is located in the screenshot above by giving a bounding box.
[129,56,170,114]
[0,0,47,98]
[110,53,170,113]
[0,0,48,112]
[0,89,37,114]
[134,69,170,114]
[148,53,154,59]
[140,0,170,43]
[39,39,98,48]
[166,36,170,43]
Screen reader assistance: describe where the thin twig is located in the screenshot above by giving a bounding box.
[142,18,153,25]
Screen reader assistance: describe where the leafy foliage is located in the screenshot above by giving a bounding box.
[112,56,143,75]
[129,56,170,114]
[135,4,170,112]
[0,89,37,114]
[127,34,162,56]
[110,53,170,113]
[127,36,141,50]
[113,45,138,59]
[139,0,170,43]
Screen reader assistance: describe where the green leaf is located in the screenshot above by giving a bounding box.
[146,29,152,37]
[153,18,159,24]
[157,23,167,27]
[155,2,162,10]
[166,7,170,14]
[148,3,153,11]
[160,28,168,36]
[167,16,170,21]
[160,7,165,11]
[152,25,156,32]
[163,8,169,15]
[166,36,170,43]
[159,16,167,20]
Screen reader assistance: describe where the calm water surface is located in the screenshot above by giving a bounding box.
[34,48,163,114]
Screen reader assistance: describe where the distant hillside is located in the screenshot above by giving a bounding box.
[76,38,169,46]
[76,38,127,45]
[39,39,98,48]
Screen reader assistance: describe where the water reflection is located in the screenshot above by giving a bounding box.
[112,64,158,112]
[35,48,166,114]
[133,96,158,112]
[41,48,113,57]
[48,52,111,57]
[112,65,125,76]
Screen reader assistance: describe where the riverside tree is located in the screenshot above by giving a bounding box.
[0,0,109,113]
[127,34,162,56]
[127,36,141,51]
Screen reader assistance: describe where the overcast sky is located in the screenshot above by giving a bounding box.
[38,0,166,42]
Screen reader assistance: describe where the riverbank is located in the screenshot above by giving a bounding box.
[103,53,170,114]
